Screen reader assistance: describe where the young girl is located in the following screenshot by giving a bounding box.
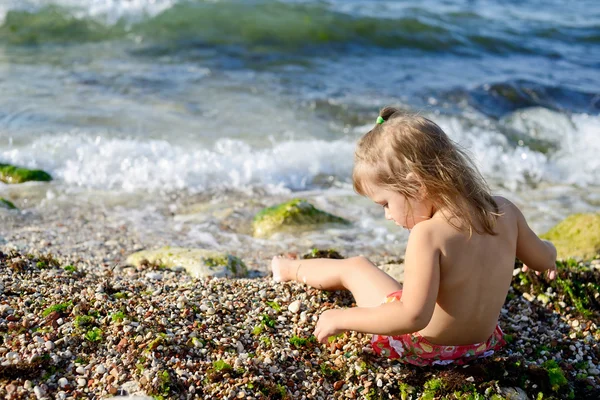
[271,107,558,366]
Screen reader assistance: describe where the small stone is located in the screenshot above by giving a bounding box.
[334,380,344,390]
[58,378,69,388]
[24,380,33,390]
[522,293,534,302]
[588,368,600,376]
[45,341,55,350]
[572,320,580,327]
[146,272,163,280]
[288,300,301,313]
[76,366,86,375]
[96,365,106,375]
[33,386,46,399]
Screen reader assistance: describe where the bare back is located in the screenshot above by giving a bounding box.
[419,196,517,345]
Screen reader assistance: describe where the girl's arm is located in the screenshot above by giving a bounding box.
[509,200,557,278]
[337,222,440,336]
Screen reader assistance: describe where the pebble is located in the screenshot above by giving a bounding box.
[33,386,45,399]
[288,300,301,313]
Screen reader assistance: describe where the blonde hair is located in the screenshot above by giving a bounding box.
[353,107,499,235]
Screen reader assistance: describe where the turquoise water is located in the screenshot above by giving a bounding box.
[0,0,599,253]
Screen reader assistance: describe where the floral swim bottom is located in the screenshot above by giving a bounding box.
[371,290,506,366]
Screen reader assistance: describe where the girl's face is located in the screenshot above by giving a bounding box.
[367,185,434,229]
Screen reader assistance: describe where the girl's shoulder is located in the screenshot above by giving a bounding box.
[492,196,519,222]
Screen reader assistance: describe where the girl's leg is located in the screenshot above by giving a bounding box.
[271,255,402,308]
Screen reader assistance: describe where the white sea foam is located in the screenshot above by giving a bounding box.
[0,134,355,193]
[436,112,600,190]
[1,111,598,193]
[0,0,177,24]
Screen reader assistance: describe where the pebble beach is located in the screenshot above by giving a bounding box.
[1,201,599,400]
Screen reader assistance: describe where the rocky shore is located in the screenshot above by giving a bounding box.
[1,201,599,399]
[0,247,598,399]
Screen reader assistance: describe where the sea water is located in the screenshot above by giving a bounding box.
[0,0,599,257]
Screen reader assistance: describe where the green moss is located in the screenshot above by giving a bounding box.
[398,382,415,400]
[302,248,344,259]
[252,199,350,237]
[212,360,232,372]
[556,276,593,318]
[111,311,127,322]
[127,247,248,277]
[74,315,94,329]
[319,362,340,379]
[261,314,276,329]
[542,360,568,391]
[147,333,167,350]
[289,335,309,348]
[84,327,102,342]
[74,356,89,365]
[63,265,77,272]
[252,325,263,335]
[0,163,52,184]
[0,198,17,209]
[260,336,271,347]
[202,254,246,275]
[541,213,600,260]
[42,301,71,317]
[113,292,128,299]
[266,301,281,312]
[422,378,444,400]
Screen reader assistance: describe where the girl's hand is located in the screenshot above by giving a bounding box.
[522,263,557,280]
[522,240,558,280]
[313,309,346,344]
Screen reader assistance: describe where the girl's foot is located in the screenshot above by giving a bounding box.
[271,255,293,282]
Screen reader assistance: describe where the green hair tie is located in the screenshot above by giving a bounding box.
[376,116,385,124]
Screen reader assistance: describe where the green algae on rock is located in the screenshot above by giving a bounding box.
[541,213,600,260]
[0,198,17,209]
[301,248,345,259]
[0,163,52,184]
[252,199,350,238]
[126,247,248,278]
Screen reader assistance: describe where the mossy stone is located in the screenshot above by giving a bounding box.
[252,199,350,238]
[0,163,52,184]
[540,213,600,260]
[0,198,17,209]
[126,247,247,278]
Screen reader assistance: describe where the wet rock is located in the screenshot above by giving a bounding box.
[252,199,350,238]
[541,213,600,260]
[0,163,52,184]
[126,247,248,278]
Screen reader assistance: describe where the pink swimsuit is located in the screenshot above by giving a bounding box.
[370,290,506,366]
